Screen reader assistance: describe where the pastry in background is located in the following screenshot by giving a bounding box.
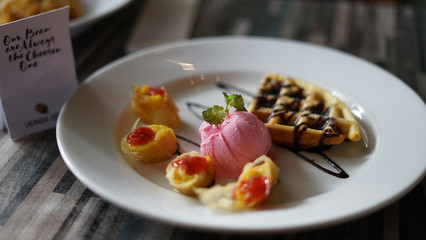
[0,0,84,24]
[131,84,181,129]
[166,151,215,196]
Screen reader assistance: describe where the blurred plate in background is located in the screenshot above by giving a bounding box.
[70,0,132,36]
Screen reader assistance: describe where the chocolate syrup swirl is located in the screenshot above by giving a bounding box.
[217,83,255,98]
[254,95,277,109]
[294,123,308,149]
[186,102,208,121]
[175,135,201,155]
[287,147,349,178]
[176,135,200,148]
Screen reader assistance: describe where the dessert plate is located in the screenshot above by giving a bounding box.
[56,37,426,233]
[70,0,132,36]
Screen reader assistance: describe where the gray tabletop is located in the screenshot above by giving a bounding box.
[1,0,425,239]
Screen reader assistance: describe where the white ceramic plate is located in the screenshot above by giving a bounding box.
[70,0,132,36]
[57,37,426,233]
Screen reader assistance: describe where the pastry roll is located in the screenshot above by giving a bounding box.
[166,151,215,195]
[121,123,178,163]
[194,155,279,210]
[131,84,181,129]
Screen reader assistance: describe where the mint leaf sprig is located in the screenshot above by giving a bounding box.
[202,92,247,125]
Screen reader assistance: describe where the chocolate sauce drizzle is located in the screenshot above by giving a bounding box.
[217,83,255,98]
[186,102,208,121]
[183,82,350,179]
[176,135,200,148]
[287,147,349,178]
[175,135,201,155]
[217,83,254,106]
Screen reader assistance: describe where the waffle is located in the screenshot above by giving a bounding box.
[248,74,361,149]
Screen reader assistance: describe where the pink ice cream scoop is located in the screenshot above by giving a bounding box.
[199,110,271,179]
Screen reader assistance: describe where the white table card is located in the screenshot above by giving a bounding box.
[0,7,78,139]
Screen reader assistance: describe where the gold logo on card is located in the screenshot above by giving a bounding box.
[35,103,48,114]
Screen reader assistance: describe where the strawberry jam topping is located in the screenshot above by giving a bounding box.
[172,155,209,175]
[127,127,155,146]
[146,87,165,97]
[235,176,270,204]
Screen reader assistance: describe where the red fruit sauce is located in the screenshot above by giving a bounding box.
[235,176,270,204]
[145,87,165,96]
[126,127,155,146]
[172,155,209,175]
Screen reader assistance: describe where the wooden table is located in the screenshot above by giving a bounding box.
[1,0,425,239]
